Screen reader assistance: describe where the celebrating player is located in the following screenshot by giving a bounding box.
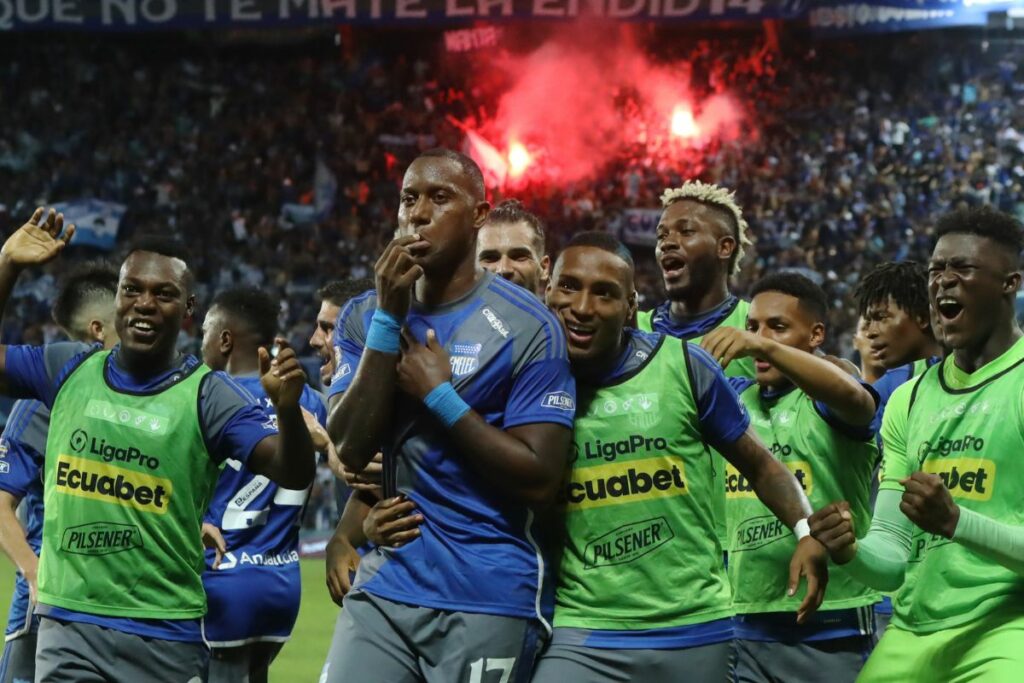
[701,273,879,682]
[531,233,827,683]
[0,209,315,682]
[322,150,575,682]
[477,198,550,296]
[0,261,119,683]
[200,288,326,683]
[638,181,757,551]
[811,206,1024,682]
[852,315,885,384]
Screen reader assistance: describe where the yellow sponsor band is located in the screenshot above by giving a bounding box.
[725,461,813,498]
[55,454,173,514]
[922,458,994,501]
[567,456,687,510]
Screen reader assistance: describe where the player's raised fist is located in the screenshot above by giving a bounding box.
[1,207,76,268]
[259,340,306,410]
[899,471,960,538]
[374,233,425,319]
[809,501,858,565]
[700,326,765,370]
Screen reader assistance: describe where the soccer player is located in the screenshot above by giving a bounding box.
[477,198,550,296]
[852,315,885,384]
[530,233,827,683]
[322,150,575,682]
[855,261,944,434]
[854,261,945,633]
[310,278,374,388]
[200,287,327,683]
[637,181,757,553]
[0,208,315,682]
[0,261,119,683]
[811,206,1024,682]
[330,198,554,585]
[700,273,879,682]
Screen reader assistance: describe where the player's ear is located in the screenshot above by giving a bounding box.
[627,289,638,320]
[185,294,197,319]
[88,319,106,344]
[220,329,233,356]
[473,201,491,230]
[718,235,737,265]
[808,321,826,350]
[1004,270,1021,296]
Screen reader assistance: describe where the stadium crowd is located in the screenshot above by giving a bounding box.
[2,30,1023,363]
[2,26,1024,683]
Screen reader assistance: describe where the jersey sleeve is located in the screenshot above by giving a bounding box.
[812,380,880,442]
[687,343,751,449]
[327,295,372,398]
[199,372,279,465]
[0,401,46,499]
[504,320,576,430]
[878,380,915,490]
[4,342,94,408]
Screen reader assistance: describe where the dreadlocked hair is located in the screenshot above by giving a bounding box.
[854,261,930,323]
[660,181,752,276]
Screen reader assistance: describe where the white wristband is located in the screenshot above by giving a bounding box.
[793,518,811,541]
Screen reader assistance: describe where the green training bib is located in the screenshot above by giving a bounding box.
[727,383,879,613]
[885,349,1024,633]
[638,299,754,547]
[38,350,221,619]
[554,338,733,630]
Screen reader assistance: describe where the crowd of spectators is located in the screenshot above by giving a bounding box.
[2,26,1023,526]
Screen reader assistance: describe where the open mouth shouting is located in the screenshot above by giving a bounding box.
[935,295,964,325]
[659,254,687,282]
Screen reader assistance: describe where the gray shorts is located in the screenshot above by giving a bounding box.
[731,636,875,683]
[208,642,283,683]
[0,632,36,683]
[34,617,208,683]
[531,631,733,683]
[320,591,545,683]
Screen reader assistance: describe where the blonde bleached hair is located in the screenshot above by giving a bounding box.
[660,181,752,276]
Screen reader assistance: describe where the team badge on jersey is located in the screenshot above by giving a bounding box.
[449,343,481,378]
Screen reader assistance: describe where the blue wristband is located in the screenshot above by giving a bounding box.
[365,309,402,354]
[424,382,471,428]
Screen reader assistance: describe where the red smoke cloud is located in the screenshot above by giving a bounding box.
[463,22,744,186]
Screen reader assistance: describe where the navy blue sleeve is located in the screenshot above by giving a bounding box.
[813,380,881,442]
[504,316,576,430]
[869,369,905,438]
[0,401,44,499]
[4,342,93,408]
[728,376,756,395]
[200,372,279,465]
[300,388,328,428]
[687,344,751,449]
[328,294,373,398]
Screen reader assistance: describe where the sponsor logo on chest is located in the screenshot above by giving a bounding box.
[584,517,675,568]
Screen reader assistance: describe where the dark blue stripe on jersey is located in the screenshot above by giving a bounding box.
[732,607,874,643]
[571,618,734,649]
[4,401,34,441]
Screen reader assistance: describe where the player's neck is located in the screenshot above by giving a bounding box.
[415,261,483,309]
[572,336,627,383]
[668,280,730,320]
[118,346,178,379]
[952,318,1023,373]
[226,350,260,376]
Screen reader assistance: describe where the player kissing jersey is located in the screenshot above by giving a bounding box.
[330,271,575,626]
[202,376,326,646]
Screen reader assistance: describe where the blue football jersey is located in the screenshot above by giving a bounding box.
[330,272,576,628]
[201,376,325,644]
[0,399,48,640]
